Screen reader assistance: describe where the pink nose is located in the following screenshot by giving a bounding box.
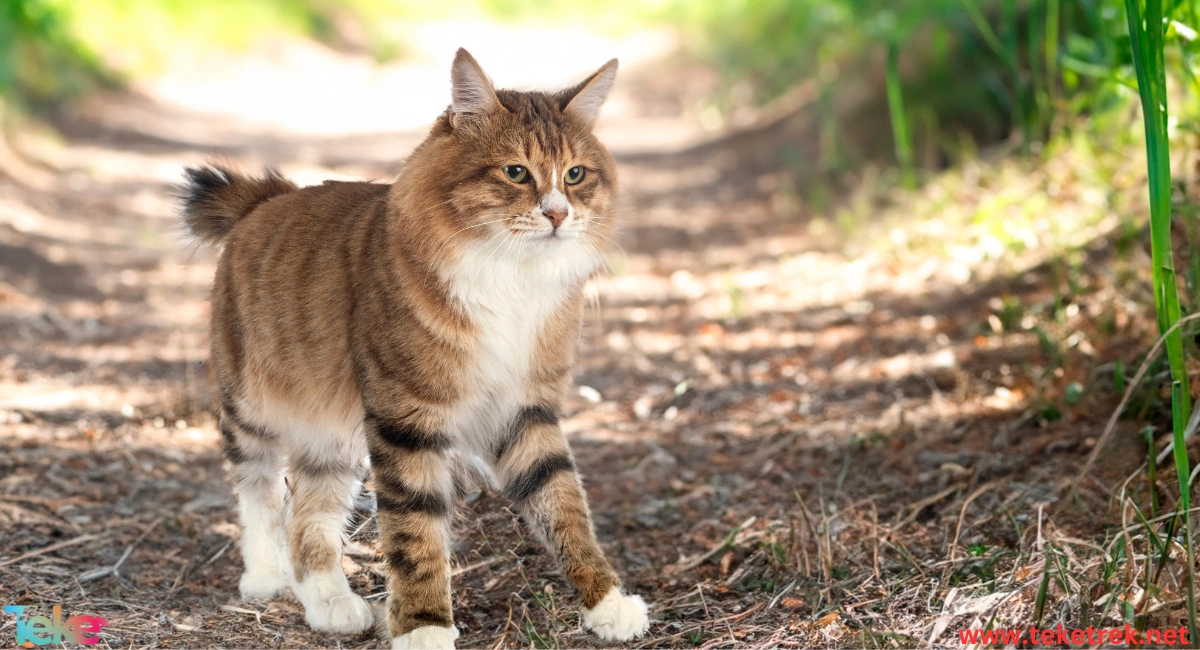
[544,209,567,228]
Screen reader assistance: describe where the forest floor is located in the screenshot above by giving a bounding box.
[0,29,1178,649]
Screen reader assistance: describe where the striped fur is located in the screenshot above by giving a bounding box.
[184,49,647,646]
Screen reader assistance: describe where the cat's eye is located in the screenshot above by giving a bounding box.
[564,166,585,185]
[503,165,529,183]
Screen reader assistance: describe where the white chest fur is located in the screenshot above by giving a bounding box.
[441,236,596,453]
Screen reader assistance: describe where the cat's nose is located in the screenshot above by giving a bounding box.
[544,208,567,228]
[541,189,570,229]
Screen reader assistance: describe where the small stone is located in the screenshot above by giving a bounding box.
[578,385,602,403]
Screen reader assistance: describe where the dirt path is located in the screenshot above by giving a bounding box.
[0,34,1144,649]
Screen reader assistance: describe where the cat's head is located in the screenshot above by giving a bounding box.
[403,48,619,270]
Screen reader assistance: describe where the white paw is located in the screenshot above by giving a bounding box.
[304,592,375,634]
[293,568,375,634]
[238,568,289,600]
[582,587,649,641]
[391,625,459,649]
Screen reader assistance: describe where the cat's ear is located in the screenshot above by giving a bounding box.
[561,59,618,128]
[450,48,501,125]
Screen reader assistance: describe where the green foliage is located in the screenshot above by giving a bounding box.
[1124,0,1197,638]
[885,39,915,189]
[667,0,856,104]
[0,0,109,106]
[671,0,1193,173]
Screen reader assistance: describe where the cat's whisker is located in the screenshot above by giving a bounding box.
[589,241,611,272]
[592,208,638,215]
[499,233,520,270]
[424,216,524,289]
[432,217,513,256]
[580,226,629,267]
[470,230,510,287]
[577,224,615,247]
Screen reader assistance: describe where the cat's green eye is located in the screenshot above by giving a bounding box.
[564,166,585,185]
[503,165,529,183]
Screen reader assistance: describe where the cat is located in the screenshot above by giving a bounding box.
[179,49,649,649]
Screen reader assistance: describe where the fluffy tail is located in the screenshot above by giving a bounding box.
[180,165,297,244]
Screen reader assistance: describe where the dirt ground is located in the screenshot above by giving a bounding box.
[0,35,1163,649]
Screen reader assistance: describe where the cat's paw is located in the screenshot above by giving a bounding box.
[391,625,459,649]
[582,587,649,641]
[303,593,375,634]
[238,567,290,600]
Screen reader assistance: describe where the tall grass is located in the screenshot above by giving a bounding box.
[1124,0,1197,639]
[885,38,916,189]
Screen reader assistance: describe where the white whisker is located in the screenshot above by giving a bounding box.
[424,215,524,289]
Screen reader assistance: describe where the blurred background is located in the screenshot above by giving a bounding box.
[3,0,1200,647]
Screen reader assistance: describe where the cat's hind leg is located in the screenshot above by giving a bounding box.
[285,431,375,634]
[221,397,291,600]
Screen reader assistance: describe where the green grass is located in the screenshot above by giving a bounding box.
[1124,0,1197,639]
[885,38,916,189]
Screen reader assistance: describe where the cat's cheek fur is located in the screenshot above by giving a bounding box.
[582,587,650,641]
[391,625,460,650]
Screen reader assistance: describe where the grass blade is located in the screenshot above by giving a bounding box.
[885,38,914,190]
[1125,0,1197,639]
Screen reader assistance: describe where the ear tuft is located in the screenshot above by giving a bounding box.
[562,59,618,128]
[450,48,500,124]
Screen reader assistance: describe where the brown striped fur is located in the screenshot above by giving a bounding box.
[184,49,647,647]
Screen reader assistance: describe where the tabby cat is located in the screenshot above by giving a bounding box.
[180,49,648,649]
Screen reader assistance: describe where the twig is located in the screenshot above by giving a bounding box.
[348,512,376,539]
[0,501,80,531]
[1035,503,1045,554]
[161,559,192,605]
[0,533,104,567]
[451,555,506,577]
[638,604,763,648]
[768,579,798,609]
[490,597,514,650]
[80,518,160,581]
[870,502,881,582]
[940,482,998,573]
[671,517,755,573]
[794,491,825,580]
[202,540,232,568]
[0,494,97,508]
[220,604,266,630]
[79,545,132,582]
[890,484,963,531]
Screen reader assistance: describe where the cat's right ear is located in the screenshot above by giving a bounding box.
[450,48,501,127]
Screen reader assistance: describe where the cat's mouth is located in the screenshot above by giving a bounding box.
[545,229,583,242]
[516,229,575,242]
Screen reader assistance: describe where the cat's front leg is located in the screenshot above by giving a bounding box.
[494,406,650,641]
[364,408,460,650]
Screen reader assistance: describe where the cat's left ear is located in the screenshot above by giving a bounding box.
[561,59,618,128]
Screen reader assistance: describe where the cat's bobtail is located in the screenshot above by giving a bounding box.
[180,165,297,244]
